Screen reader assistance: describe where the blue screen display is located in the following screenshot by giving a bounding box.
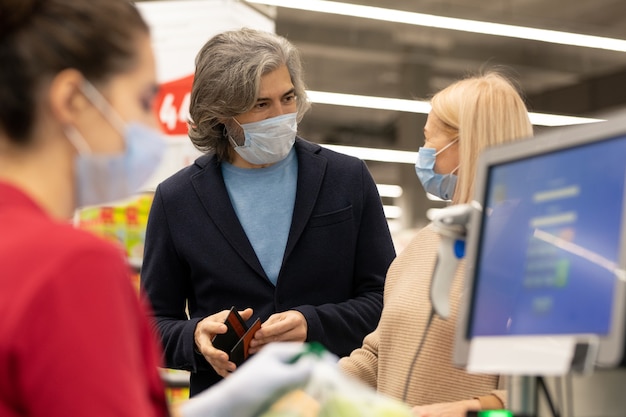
[469,134,626,337]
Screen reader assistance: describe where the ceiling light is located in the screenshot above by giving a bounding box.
[307,90,604,127]
[307,91,431,113]
[524,112,603,127]
[321,144,418,164]
[377,184,403,198]
[383,205,403,219]
[426,193,446,202]
[245,0,626,52]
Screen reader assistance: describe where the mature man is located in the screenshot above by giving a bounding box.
[141,28,396,395]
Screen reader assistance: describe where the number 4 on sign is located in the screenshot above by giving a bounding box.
[159,92,190,132]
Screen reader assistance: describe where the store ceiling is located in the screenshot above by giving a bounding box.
[257,0,626,149]
[136,0,626,227]
[138,0,626,150]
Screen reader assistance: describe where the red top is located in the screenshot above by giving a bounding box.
[0,182,169,417]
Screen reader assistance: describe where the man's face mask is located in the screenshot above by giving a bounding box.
[227,112,298,165]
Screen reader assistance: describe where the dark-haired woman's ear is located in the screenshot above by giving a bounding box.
[47,68,90,126]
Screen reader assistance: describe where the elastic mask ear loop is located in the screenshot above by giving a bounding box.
[447,138,460,175]
[223,125,234,145]
[227,133,239,148]
[63,124,92,155]
[226,117,244,147]
[434,137,459,157]
[80,81,126,135]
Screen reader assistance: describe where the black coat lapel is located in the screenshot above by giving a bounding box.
[284,139,327,261]
[189,155,267,278]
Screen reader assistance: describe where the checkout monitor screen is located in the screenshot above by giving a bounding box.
[468,133,626,339]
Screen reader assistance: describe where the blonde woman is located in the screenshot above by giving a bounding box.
[339,72,533,417]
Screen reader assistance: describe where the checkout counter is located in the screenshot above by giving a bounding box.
[429,110,626,417]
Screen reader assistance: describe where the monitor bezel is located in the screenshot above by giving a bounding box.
[454,110,626,373]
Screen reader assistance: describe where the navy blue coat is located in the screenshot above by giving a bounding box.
[141,138,396,395]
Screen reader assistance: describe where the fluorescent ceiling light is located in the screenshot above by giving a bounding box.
[524,112,603,127]
[322,144,418,164]
[245,0,626,52]
[307,91,431,113]
[377,184,403,198]
[426,193,446,202]
[307,90,604,127]
[383,205,403,219]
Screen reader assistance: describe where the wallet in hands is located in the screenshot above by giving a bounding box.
[211,307,261,366]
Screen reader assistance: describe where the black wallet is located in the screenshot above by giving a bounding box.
[211,307,261,366]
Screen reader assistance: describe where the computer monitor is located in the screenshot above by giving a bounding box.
[454,110,626,375]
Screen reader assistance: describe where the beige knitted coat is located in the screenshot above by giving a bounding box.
[339,224,505,408]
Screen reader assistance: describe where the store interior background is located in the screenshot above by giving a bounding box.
[135,0,626,247]
[93,1,626,411]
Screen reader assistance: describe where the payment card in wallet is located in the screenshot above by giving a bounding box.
[211,307,261,366]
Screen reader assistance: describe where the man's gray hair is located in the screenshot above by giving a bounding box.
[188,28,310,160]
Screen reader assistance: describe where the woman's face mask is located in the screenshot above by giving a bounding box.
[64,80,166,208]
[227,112,298,165]
[415,138,459,201]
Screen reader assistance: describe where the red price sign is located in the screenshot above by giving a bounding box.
[153,74,194,136]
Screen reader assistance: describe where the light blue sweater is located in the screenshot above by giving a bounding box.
[221,149,298,285]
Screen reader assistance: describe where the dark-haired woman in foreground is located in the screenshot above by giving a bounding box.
[0,1,169,415]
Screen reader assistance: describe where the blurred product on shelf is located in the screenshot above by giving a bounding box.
[75,192,193,406]
[74,192,155,270]
[161,368,191,405]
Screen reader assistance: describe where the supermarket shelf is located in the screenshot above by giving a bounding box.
[159,368,190,388]
[128,257,143,270]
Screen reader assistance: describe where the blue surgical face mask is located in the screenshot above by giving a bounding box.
[64,81,166,208]
[229,112,297,165]
[415,138,459,201]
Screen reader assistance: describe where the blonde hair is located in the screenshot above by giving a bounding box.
[430,72,533,204]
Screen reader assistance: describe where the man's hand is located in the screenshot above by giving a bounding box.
[194,308,253,377]
[412,399,481,417]
[248,310,307,354]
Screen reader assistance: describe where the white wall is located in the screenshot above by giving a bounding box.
[136,0,275,190]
